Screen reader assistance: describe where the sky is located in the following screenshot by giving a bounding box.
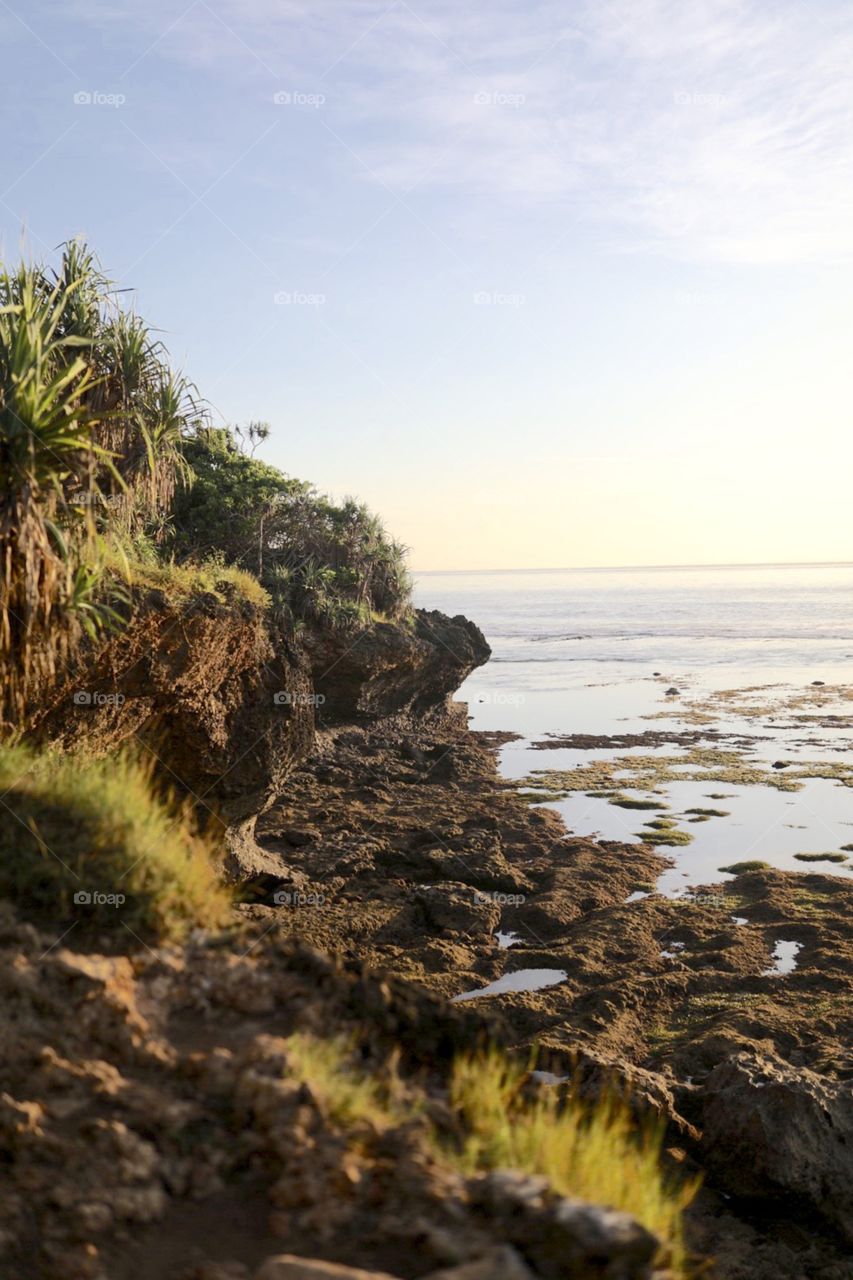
[2,0,853,570]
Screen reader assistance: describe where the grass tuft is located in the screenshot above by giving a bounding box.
[447,1049,698,1275]
[719,860,771,874]
[0,743,231,940]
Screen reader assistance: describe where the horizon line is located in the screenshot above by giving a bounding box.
[412,559,853,576]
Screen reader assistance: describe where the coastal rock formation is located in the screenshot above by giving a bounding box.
[30,596,488,876]
[699,1050,853,1241]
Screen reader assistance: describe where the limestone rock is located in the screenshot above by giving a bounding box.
[700,1049,853,1241]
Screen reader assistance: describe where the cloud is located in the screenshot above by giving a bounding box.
[64,0,853,263]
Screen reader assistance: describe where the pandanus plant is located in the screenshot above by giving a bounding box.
[0,238,202,723]
[0,262,110,720]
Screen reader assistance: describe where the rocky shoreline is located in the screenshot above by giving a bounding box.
[3,606,853,1279]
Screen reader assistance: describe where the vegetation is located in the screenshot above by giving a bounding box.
[280,1036,698,1276]
[169,426,410,628]
[719,860,771,874]
[0,743,232,939]
[0,239,412,726]
[447,1049,697,1274]
[793,852,848,863]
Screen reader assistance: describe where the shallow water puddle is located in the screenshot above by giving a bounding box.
[452,968,567,1003]
[495,929,521,948]
[625,890,650,903]
[762,940,802,976]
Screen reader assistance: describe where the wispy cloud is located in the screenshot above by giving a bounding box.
[65,0,853,263]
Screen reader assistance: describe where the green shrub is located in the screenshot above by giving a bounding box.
[0,744,231,940]
[171,427,411,628]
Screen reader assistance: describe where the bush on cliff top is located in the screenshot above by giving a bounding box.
[169,426,411,629]
[0,744,232,940]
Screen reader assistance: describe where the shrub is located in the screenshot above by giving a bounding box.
[171,427,411,627]
[0,743,231,940]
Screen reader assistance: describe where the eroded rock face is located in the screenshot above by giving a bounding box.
[302,611,490,724]
[699,1050,853,1240]
[31,598,488,875]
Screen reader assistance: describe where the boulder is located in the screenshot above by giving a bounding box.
[700,1050,853,1241]
[468,1171,659,1279]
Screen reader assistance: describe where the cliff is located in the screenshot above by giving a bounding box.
[31,590,490,878]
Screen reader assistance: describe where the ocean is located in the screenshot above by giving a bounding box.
[413,563,853,896]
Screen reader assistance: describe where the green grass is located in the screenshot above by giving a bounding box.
[282,1033,405,1129]
[277,1037,699,1276]
[611,794,665,811]
[447,1049,698,1276]
[639,831,694,847]
[685,807,729,818]
[793,852,848,864]
[105,544,270,608]
[719,860,771,874]
[0,743,232,940]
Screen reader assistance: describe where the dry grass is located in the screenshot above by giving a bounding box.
[279,1035,699,1275]
[0,743,232,940]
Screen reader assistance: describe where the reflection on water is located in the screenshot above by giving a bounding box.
[414,564,853,896]
[452,968,567,1002]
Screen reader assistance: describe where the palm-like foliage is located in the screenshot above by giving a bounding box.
[0,240,205,724]
[0,263,109,720]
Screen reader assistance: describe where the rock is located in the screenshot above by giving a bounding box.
[812,680,826,686]
[414,883,501,937]
[468,1171,659,1279]
[665,687,679,696]
[423,1246,536,1279]
[254,1257,402,1280]
[771,761,790,769]
[700,1050,853,1241]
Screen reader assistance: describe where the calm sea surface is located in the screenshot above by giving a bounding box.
[413,564,853,895]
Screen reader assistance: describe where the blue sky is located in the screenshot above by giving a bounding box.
[3,0,853,568]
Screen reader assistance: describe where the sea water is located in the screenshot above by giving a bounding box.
[413,563,853,894]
